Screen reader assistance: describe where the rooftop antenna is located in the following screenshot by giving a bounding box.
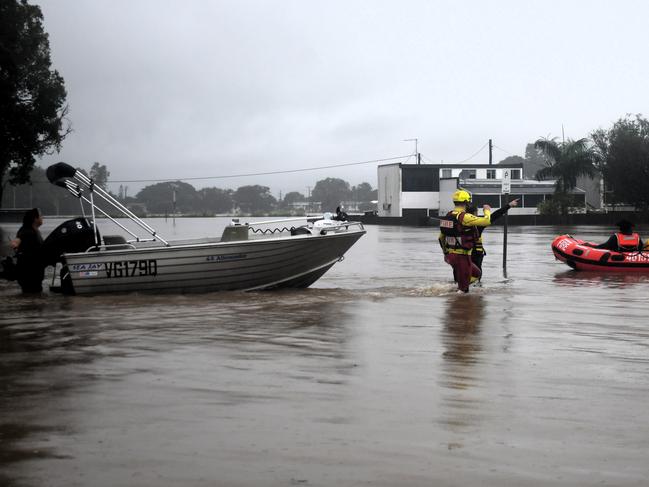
[403,138,419,164]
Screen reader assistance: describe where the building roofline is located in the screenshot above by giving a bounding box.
[378,162,524,169]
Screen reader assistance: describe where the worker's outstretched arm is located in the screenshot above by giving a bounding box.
[460,208,491,227]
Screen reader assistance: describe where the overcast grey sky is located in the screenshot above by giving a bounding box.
[35,0,649,197]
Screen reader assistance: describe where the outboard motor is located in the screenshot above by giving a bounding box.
[42,218,97,265]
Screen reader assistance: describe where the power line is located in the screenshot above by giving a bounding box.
[412,142,491,165]
[493,144,517,157]
[109,155,411,184]
[420,154,436,164]
[446,142,489,164]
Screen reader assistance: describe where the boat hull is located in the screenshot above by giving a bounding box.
[551,234,649,272]
[61,230,364,294]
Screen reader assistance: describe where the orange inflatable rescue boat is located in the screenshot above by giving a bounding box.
[552,235,649,271]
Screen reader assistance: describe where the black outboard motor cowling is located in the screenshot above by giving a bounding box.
[42,218,97,266]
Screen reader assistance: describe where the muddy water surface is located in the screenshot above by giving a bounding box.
[1,219,649,486]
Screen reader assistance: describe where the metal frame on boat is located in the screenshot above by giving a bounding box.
[45,162,366,294]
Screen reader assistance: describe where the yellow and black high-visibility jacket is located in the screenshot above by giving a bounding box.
[439,206,491,255]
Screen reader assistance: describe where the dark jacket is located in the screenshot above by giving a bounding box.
[16,225,45,292]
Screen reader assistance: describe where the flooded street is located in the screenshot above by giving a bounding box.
[2,219,649,486]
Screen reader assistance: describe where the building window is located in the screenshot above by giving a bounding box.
[486,169,496,179]
[441,169,452,178]
[511,169,521,179]
[402,166,438,191]
[459,169,476,179]
[473,195,501,207]
[522,194,545,208]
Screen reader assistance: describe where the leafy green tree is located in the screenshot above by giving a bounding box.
[311,177,351,213]
[233,185,276,214]
[0,165,81,215]
[524,143,548,179]
[197,187,233,214]
[591,114,649,210]
[89,162,110,187]
[351,182,375,202]
[534,137,598,214]
[280,191,305,208]
[497,155,525,168]
[0,0,70,204]
[136,181,198,214]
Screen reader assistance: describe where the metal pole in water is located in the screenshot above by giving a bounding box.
[503,212,508,278]
[501,168,511,278]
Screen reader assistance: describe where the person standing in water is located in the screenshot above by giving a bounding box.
[438,189,491,293]
[11,208,46,293]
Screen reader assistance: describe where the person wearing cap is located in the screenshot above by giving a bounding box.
[593,219,643,252]
[438,189,491,293]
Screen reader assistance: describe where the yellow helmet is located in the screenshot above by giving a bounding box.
[452,189,472,203]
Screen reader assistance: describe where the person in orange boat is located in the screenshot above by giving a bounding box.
[592,219,643,252]
[438,189,491,293]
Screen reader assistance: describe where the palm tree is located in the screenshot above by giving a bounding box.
[534,137,598,214]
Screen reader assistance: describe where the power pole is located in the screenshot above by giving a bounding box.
[489,139,493,165]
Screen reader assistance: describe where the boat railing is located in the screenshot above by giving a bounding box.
[46,162,170,247]
[246,218,364,235]
[84,242,138,253]
[221,217,364,241]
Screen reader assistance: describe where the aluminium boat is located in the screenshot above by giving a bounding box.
[40,162,365,295]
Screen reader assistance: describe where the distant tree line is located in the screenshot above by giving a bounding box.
[1,163,378,217]
[124,177,377,216]
[496,114,649,214]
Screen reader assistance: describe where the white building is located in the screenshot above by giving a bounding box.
[378,161,586,219]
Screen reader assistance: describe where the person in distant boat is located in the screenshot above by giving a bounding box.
[334,205,348,221]
[468,198,519,277]
[438,189,491,293]
[11,208,46,293]
[590,219,643,252]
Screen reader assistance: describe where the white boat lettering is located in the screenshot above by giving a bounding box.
[206,253,247,262]
[79,271,98,278]
[624,254,649,262]
[70,263,103,272]
[556,239,571,251]
[105,260,158,278]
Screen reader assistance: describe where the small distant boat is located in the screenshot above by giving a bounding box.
[40,162,366,295]
[551,234,649,272]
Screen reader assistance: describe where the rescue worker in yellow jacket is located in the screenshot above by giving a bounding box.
[438,189,491,293]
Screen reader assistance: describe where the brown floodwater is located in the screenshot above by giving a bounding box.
[1,218,649,486]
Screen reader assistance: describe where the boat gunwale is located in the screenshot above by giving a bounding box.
[63,227,367,259]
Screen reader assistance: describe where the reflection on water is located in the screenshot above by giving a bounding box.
[441,294,485,371]
[439,294,486,431]
[2,222,649,486]
[553,269,649,288]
